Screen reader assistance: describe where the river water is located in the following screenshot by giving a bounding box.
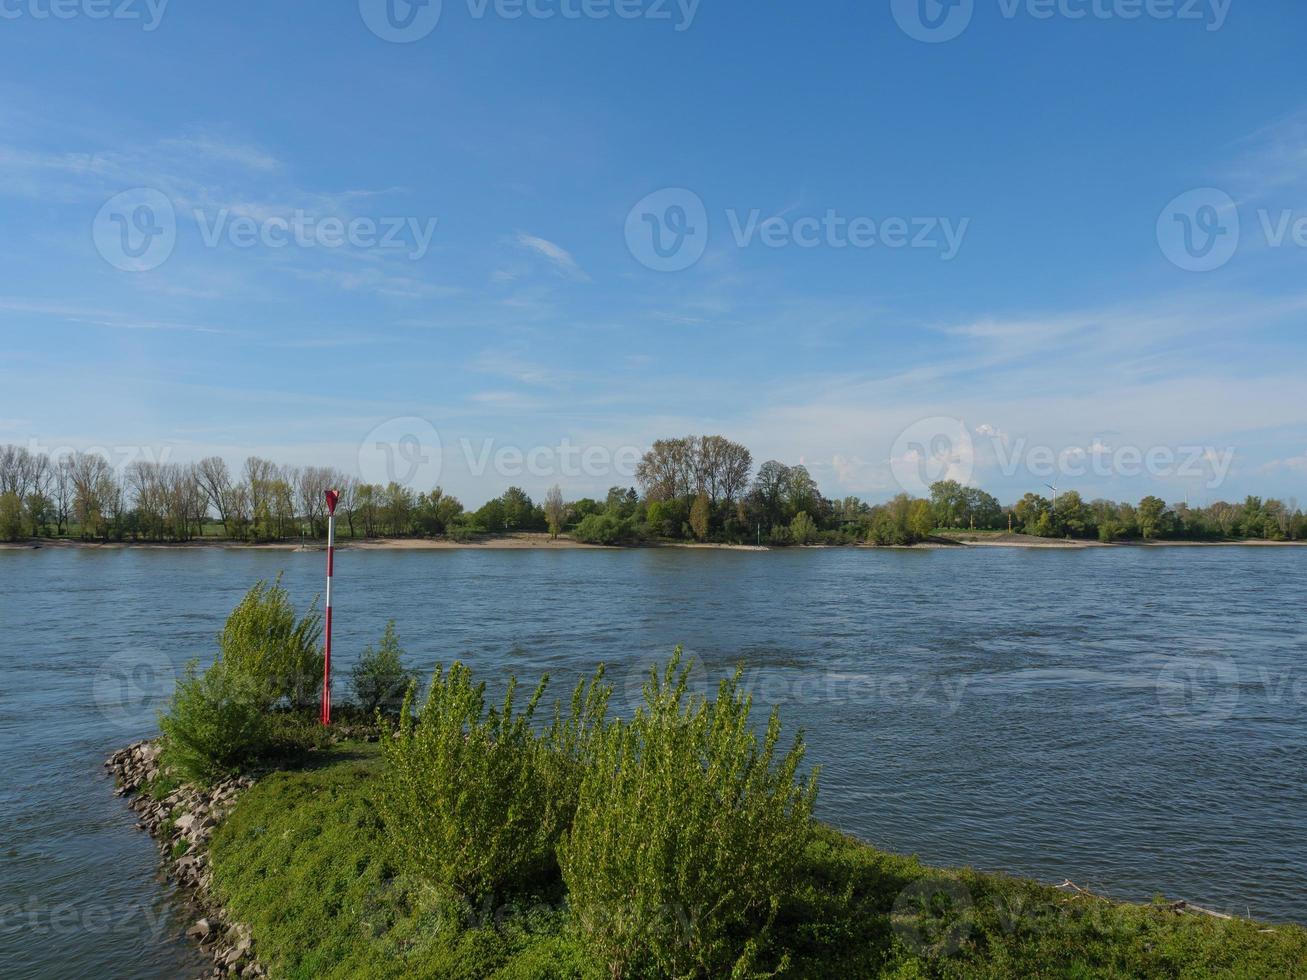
[1,545,1304,976]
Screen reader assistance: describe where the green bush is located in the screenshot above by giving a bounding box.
[218,577,322,709]
[350,620,418,714]
[559,651,818,978]
[378,663,571,902]
[789,511,818,544]
[572,512,639,545]
[159,660,270,783]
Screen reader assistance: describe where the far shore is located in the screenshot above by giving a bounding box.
[4,532,1306,553]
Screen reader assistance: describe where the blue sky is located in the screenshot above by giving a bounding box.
[2,0,1306,507]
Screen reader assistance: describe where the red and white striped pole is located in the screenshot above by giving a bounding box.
[321,488,339,726]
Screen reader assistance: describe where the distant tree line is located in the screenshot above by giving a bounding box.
[1000,487,1306,542]
[1,441,1302,545]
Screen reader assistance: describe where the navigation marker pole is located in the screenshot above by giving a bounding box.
[321,488,340,726]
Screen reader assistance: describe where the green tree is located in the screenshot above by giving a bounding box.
[413,487,463,536]
[0,491,23,541]
[907,498,935,540]
[218,578,323,709]
[351,620,418,714]
[1055,490,1090,538]
[159,660,270,783]
[689,491,711,541]
[789,510,818,544]
[544,485,566,539]
[1137,495,1171,540]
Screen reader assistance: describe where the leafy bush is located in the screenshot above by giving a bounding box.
[789,511,818,544]
[218,577,322,709]
[559,651,819,978]
[159,660,270,782]
[378,663,569,901]
[572,512,639,545]
[350,620,417,714]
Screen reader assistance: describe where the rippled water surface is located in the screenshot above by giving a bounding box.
[1,545,1304,976]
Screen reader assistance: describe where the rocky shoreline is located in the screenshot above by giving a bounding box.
[105,741,264,979]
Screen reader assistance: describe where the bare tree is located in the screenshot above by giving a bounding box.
[296,465,334,537]
[636,437,695,501]
[52,454,74,535]
[0,444,49,501]
[196,457,233,535]
[70,452,116,538]
[335,474,359,538]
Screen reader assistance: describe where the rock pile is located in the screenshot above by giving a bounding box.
[105,741,265,978]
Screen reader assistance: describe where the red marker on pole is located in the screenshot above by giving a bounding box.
[321,488,340,726]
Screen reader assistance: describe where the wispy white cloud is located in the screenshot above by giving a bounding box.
[0,298,229,334]
[513,232,591,283]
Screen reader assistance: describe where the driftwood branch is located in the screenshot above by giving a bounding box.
[1052,880,1273,930]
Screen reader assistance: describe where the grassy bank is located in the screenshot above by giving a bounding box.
[206,742,1306,980]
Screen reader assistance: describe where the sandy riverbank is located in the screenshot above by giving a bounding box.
[4,534,1304,552]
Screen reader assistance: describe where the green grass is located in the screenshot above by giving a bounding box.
[206,744,1307,979]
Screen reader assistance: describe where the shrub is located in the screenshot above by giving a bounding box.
[350,620,417,714]
[0,491,22,541]
[378,663,569,901]
[159,660,270,782]
[218,577,322,709]
[789,511,818,544]
[539,665,612,818]
[559,651,818,978]
[689,492,711,541]
[572,512,639,545]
